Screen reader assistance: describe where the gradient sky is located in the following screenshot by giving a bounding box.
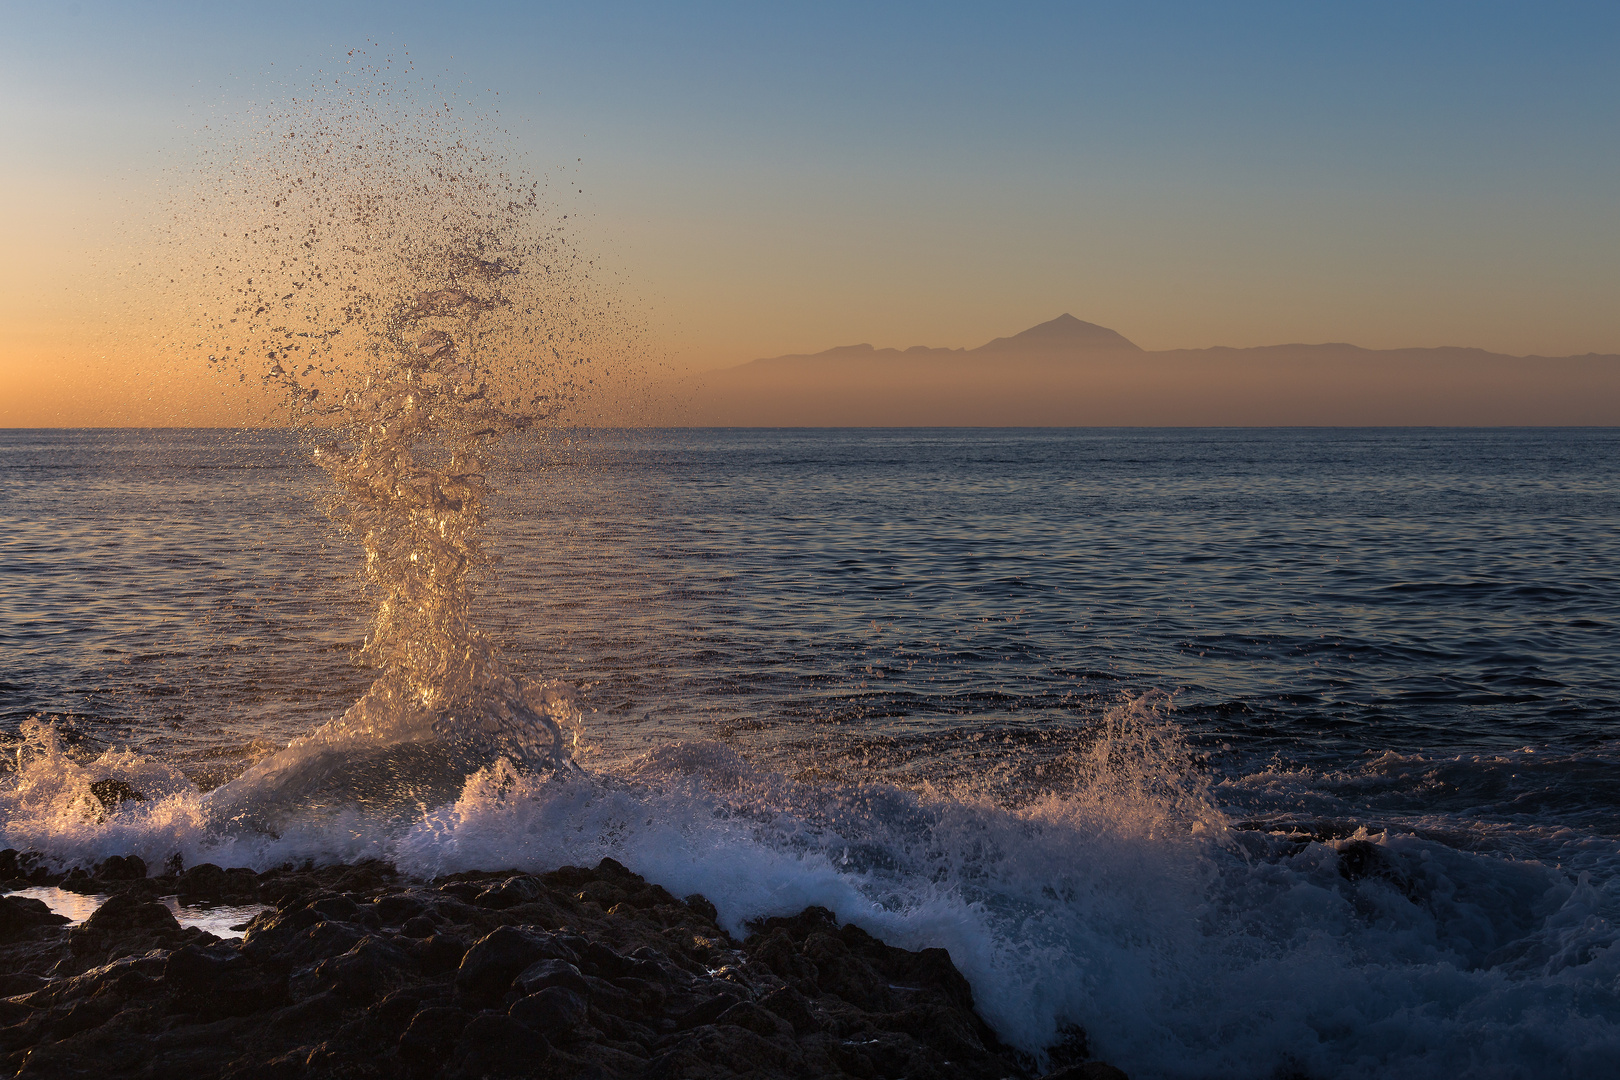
[3,1,1618,424]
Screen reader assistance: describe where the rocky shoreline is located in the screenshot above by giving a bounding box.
[1,852,1125,1079]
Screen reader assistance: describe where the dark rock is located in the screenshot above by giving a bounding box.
[649,1022,800,1078]
[165,941,288,1019]
[224,866,259,896]
[581,939,634,978]
[14,851,56,885]
[301,1041,368,1075]
[514,957,591,998]
[331,859,396,893]
[632,951,680,976]
[309,894,359,921]
[735,903,1048,1076]
[0,972,50,996]
[263,902,321,928]
[594,856,639,882]
[889,944,977,1010]
[57,873,105,897]
[748,927,821,993]
[275,919,370,971]
[717,999,793,1039]
[509,985,588,1035]
[290,935,418,1003]
[0,849,18,880]
[832,1028,939,1078]
[177,862,228,898]
[474,875,543,909]
[238,904,322,963]
[884,1003,992,1060]
[30,949,168,1005]
[674,990,742,1030]
[88,778,145,811]
[758,985,819,1034]
[93,854,148,881]
[575,879,629,908]
[437,880,484,904]
[626,883,679,910]
[429,896,483,927]
[165,940,245,992]
[537,865,594,892]
[684,893,719,923]
[0,863,1106,1080]
[1046,1021,1091,1070]
[751,905,838,938]
[610,974,669,1012]
[177,863,260,902]
[369,985,447,1033]
[579,972,636,1014]
[449,1012,550,1077]
[373,893,426,925]
[260,918,368,971]
[253,868,322,906]
[803,928,887,1009]
[68,892,189,959]
[398,1004,471,1056]
[411,932,469,975]
[0,895,70,940]
[456,926,566,1004]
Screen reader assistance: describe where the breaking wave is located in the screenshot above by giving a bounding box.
[6,700,1619,1079]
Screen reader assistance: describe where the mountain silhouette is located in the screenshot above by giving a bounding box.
[638,316,1620,426]
[976,313,1140,353]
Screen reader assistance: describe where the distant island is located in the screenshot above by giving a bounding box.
[652,315,1620,425]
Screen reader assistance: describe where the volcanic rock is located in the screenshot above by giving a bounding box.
[93,854,148,881]
[0,897,69,941]
[455,925,566,1004]
[0,857,1131,1079]
[88,778,145,811]
[66,892,214,972]
[509,984,588,1035]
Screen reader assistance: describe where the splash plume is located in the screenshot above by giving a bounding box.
[185,56,596,831]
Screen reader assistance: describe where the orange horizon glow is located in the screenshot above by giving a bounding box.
[6,8,1619,427]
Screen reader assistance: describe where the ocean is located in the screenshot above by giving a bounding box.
[2,425,1618,1079]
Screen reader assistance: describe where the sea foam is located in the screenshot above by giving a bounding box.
[6,702,1618,1079]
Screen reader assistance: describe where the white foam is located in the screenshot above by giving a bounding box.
[4,706,1617,1079]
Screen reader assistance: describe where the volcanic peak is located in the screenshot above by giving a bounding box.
[977,313,1141,353]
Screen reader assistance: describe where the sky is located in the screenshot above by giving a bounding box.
[2,1,1618,424]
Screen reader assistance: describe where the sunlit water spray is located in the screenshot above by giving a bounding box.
[6,56,610,838]
[177,59,602,833]
[203,255,588,833]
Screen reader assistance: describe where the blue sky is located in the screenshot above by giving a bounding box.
[4,0,1617,380]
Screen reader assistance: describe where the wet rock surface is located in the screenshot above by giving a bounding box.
[0,853,1125,1078]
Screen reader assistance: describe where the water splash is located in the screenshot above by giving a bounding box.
[180,55,598,832]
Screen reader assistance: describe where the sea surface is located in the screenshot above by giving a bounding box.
[3,426,1618,1079]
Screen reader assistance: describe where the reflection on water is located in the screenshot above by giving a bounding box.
[8,886,104,926]
[159,896,268,939]
[9,885,266,939]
